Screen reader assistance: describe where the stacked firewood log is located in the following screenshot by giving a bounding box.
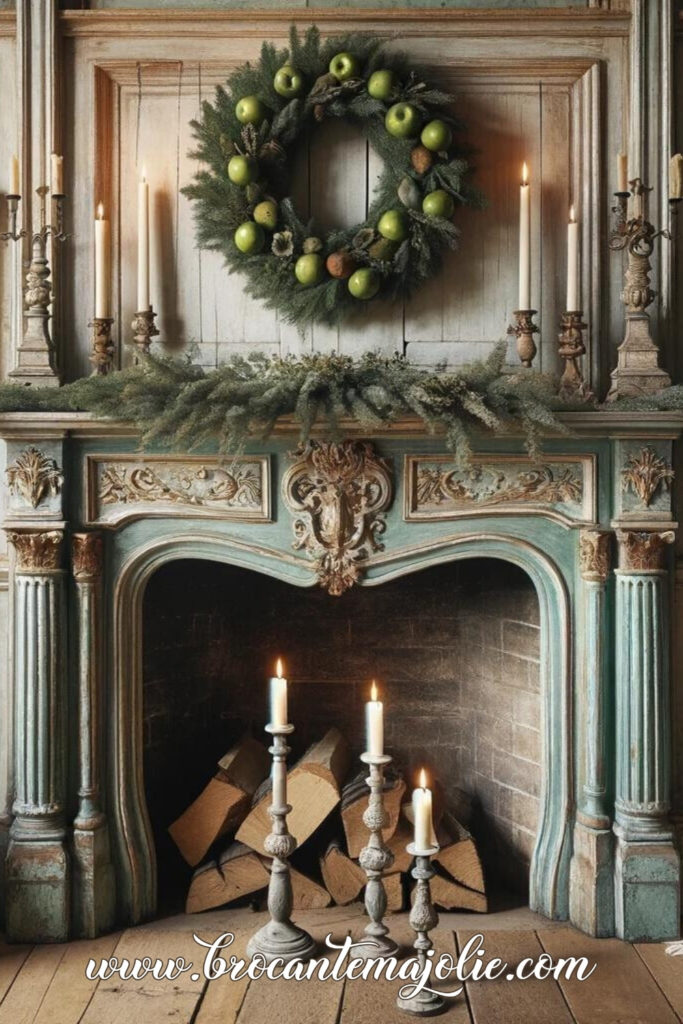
[169,728,487,915]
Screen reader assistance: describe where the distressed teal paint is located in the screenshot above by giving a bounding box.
[2,421,682,940]
[6,566,70,943]
[614,569,681,941]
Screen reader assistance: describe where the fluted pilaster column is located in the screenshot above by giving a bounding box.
[613,529,680,941]
[5,529,69,941]
[570,530,614,936]
[71,533,115,938]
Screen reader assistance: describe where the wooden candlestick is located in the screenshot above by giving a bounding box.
[557,311,593,401]
[89,317,115,376]
[508,309,539,368]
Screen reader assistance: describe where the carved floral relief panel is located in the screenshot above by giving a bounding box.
[617,443,675,520]
[5,444,63,518]
[85,455,271,526]
[404,454,596,526]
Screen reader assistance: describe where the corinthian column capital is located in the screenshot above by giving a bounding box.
[616,529,675,572]
[579,529,611,582]
[7,529,63,571]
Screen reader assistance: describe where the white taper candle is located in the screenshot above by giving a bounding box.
[413,769,433,853]
[137,170,150,311]
[365,681,384,756]
[9,154,20,196]
[567,205,579,312]
[51,153,63,195]
[669,153,683,200]
[95,203,110,319]
[518,162,531,309]
[617,152,628,193]
[270,659,288,729]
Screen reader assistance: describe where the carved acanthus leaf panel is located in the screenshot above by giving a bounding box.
[86,456,270,525]
[621,446,674,508]
[405,455,594,525]
[6,446,63,509]
[282,441,393,596]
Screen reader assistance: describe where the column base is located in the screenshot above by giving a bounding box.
[72,823,116,938]
[614,831,680,941]
[5,835,70,942]
[569,821,614,937]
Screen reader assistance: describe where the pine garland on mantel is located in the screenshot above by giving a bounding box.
[0,345,573,464]
[1,347,681,464]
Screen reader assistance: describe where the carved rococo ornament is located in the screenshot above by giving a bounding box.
[617,530,675,572]
[282,440,392,596]
[72,532,103,581]
[7,530,63,572]
[6,446,63,509]
[621,447,674,508]
[579,529,611,583]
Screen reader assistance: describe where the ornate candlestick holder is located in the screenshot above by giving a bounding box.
[606,178,672,400]
[130,306,159,362]
[396,843,444,1017]
[356,752,398,960]
[0,194,25,243]
[246,723,316,965]
[507,309,539,368]
[558,311,593,401]
[89,317,115,376]
[2,186,68,384]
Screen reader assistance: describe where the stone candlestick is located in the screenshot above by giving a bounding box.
[558,311,593,400]
[246,723,316,964]
[396,843,444,1017]
[357,751,398,959]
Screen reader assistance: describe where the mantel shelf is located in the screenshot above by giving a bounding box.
[0,409,681,443]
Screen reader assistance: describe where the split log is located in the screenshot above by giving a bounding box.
[320,840,366,906]
[384,871,404,913]
[236,728,351,853]
[434,813,485,895]
[429,872,488,913]
[386,820,415,874]
[341,769,406,859]
[186,842,269,913]
[169,736,270,866]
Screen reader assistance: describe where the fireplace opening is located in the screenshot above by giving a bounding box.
[142,557,542,915]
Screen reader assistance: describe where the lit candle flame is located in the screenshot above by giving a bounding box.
[522,162,529,185]
[276,658,284,679]
[569,204,576,223]
[96,202,104,220]
[419,768,427,790]
[371,681,378,702]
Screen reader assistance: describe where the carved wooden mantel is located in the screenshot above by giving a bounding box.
[0,409,680,945]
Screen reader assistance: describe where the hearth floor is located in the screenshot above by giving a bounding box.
[1,905,682,1024]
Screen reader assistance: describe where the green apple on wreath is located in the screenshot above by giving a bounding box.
[183,27,481,330]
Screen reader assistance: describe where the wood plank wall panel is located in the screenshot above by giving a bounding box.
[0,33,16,381]
[57,14,627,379]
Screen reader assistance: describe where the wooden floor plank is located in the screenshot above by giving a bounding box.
[33,933,120,1024]
[635,943,683,1020]
[79,928,205,1024]
[0,945,65,1024]
[457,930,574,1024]
[194,927,251,1024]
[340,919,471,1024]
[538,927,679,1024]
[0,943,33,1005]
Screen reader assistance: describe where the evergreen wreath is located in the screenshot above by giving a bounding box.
[182,26,482,330]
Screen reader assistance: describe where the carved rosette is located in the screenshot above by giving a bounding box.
[72,533,103,581]
[282,440,393,596]
[617,530,675,572]
[6,446,63,509]
[621,447,674,508]
[579,530,611,583]
[8,530,63,572]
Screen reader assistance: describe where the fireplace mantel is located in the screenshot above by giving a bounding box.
[1,410,681,945]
